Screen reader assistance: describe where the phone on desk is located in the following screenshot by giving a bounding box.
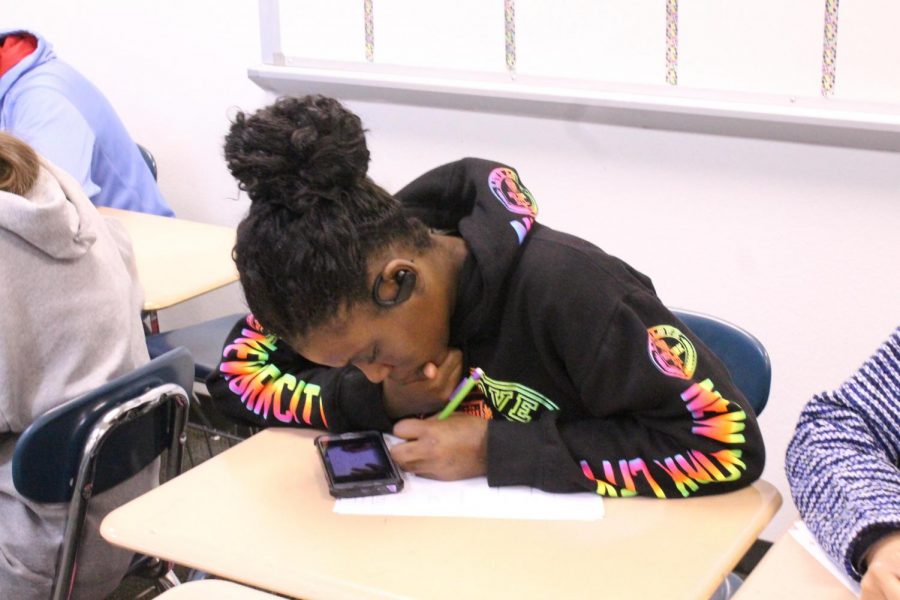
[315,431,404,498]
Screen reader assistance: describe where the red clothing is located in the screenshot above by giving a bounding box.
[0,33,37,78]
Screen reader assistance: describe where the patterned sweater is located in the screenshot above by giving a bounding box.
[785,326,900,580]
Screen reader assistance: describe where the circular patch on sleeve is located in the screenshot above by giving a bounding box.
[647,325,697,379]
[488,167,538,217]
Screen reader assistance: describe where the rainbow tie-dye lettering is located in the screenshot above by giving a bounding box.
[580,458,665,498]
[487,166,537,244]
[477,371,557,423]
[218,316,328,426]
[580,325,753,498]
[580,448,747,499]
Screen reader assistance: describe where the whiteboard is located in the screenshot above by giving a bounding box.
[678,0,822,97]
[374,0,505,72]
[260,0,900,134]
[516,0,664,85]
[279,2,365,64]
[837,2,900,104]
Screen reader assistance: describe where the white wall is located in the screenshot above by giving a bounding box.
[6,0,269,329]
[6,1,900,541]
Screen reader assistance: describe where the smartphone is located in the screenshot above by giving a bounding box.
[314,431,405,498]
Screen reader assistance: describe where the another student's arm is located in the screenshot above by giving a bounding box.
[206,314,392,432]
[785,328,900,585]
[861,532,900,600]
[487,290,765,499]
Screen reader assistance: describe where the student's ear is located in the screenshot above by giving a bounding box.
[372,259,418,307]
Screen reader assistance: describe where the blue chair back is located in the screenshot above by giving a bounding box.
[12,348,193,600]
[13,347,193,502]
[137,143,158,181]
[671,309,771,416]
[147,315,260,466]
[146,313,247,382]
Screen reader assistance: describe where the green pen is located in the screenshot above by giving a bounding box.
[436,367,485,420]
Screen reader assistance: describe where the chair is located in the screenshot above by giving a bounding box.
[670,310,771,600]
[12,348,194,600]
[137,143,158,181]
[671,309,771,416]
[135,142,161,337]
[146,314,255,464]
[145,313,247,386]
[145,316,253,588]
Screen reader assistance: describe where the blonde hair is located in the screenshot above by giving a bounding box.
[0,131,40,196]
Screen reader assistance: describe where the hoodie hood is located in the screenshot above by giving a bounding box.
[395,157,538,344]
[0,29,53,102]
[0,158,97,259]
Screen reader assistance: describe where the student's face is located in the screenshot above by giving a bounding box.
[297,292,451,385]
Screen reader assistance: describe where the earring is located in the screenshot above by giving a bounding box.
[372,269,416,307]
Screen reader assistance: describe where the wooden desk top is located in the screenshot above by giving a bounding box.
[102,429,781,600]
[734,531,856,600]
[99,207,238,311]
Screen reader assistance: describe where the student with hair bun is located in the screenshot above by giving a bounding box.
[209,95,765,498]
[0,132,152,599]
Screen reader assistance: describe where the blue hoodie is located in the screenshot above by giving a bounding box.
[0,29,174,216]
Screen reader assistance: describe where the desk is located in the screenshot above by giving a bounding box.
[102,429,782,600]
[157,580,282,599]
[98,207,238,332]
[733,531,856,600]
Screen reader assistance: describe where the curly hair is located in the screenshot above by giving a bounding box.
[225,95,431,342]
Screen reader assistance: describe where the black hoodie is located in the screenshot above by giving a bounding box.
[207,158,765,499]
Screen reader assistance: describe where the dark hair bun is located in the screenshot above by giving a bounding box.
[225,95,370,206]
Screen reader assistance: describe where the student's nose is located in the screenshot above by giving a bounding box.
[355,362,393,383]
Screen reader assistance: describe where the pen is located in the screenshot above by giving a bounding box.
[436,367,484,420]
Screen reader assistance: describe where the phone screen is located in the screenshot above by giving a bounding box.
[321,436,395,484]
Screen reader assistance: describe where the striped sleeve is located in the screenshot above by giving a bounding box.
[785,327,900,580]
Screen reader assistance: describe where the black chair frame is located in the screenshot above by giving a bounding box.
[13,348,192,600]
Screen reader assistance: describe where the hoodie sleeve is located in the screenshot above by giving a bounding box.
[205,314,393,433]
[487,285,765,499]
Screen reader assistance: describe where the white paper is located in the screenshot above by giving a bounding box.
[789,521,861,597]
[335,472,604,520]
[334,435,603,521]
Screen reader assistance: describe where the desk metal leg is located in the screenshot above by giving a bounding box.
[142,310,160,334]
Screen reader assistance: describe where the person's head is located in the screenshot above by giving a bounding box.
[0,131,40,196]
[225,95,458,383]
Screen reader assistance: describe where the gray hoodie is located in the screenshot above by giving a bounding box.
[0,158,153,599]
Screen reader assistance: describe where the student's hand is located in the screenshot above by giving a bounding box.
[861,532,900,600]
[382,348,463,419]
[389,414,488,480]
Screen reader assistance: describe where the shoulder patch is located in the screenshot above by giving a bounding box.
[647,324,697,379]
[488,167,538,217]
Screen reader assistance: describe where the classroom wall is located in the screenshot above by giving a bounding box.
[6,1,899,542]
[5,0,268,330]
